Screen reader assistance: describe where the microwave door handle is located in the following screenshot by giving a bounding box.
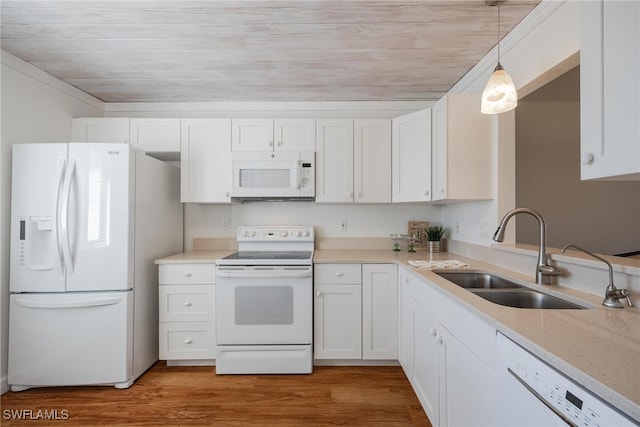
[294,160,301,189]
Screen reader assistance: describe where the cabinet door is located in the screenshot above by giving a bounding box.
[438,324,496,427]
[231,118,274,151]
[398,272,414,376]
[432,94,492,201]
[392,109,432,202]
[412,289,440,425]
[354,119,392,203]
[180,118,232,203]
[314,283,362,359]
[129,118,181,153]
[71,118,130,144]
[432,97,448,201]
[362,264,397,360]
[315,119,354,203]
[581,1,640,180]
[274,118,316,151]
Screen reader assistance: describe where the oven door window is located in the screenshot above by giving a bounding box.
[235,285,293,325]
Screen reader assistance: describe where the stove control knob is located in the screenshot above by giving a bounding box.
[295,230,303,237]
[251,231,257,237]
[304,230,310,237]
[243,231,250,238]
[281,231,288,237]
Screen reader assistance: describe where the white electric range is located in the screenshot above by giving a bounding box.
[215,226,314,374]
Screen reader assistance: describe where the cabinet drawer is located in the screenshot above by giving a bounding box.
[159,322,216,360]
[314,264,361,284]
[159,263,216,285]
[159,285,215,322]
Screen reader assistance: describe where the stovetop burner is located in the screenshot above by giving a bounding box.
[222,251,313,261]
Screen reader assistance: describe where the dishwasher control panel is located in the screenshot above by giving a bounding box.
[497,333,636,426]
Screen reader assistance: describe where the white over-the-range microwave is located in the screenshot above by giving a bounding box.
[231,151,315,201]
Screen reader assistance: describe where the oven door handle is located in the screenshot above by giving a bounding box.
[216,269,312,279]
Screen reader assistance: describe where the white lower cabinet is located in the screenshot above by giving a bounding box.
[399,267,497,426]
[158,263,216,365]
[362,264,398,360]
[437,324,497,426]
[399,269,440,422]
[314,264,362,359]
[314,263,397,361]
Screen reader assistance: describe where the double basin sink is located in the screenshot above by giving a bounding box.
[434,271,588,310]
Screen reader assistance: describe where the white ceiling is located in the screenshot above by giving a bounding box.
[0,0,540,103]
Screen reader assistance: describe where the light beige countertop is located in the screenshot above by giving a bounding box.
[154,250,234,264]
[156,249,640,422]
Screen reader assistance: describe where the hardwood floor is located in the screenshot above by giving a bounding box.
[1,363,432,426]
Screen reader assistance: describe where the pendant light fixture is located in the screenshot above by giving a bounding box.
[481,0,517,114]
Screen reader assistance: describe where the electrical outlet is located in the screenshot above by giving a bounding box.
[455,221,461,234]
[339,219,348,232]
[222,218,229,231]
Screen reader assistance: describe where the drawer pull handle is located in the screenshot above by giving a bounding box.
[184,273,192,277]
[335,272,343,277]
[184,339,193,344]
[184,301,193,307]
[316,290,322,297]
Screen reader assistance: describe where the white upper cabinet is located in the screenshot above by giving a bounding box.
[315,119,354,203]
[72,117,181,158]
[129,118,181,155]
[392,109,432,202]
[72,118,130,144]
[431,93,492,202]
[354,119,392,203]
[180,118,232,203]
[316,119,391,203]
[581,0,640,180]
[231,118,315,152]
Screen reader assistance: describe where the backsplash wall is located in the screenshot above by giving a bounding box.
[184,202,442,251]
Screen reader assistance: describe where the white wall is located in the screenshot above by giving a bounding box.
[0,51,104,393]
[185,202,442,251]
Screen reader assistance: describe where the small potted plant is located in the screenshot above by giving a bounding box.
[425,225,446,253]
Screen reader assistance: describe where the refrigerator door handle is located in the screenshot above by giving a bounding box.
[13,296,123,309]
[60,159,76,273]
[52,159,66,275]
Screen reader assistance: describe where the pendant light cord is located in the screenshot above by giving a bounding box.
[497,2,501,63]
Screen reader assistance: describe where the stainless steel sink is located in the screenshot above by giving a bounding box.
[435,272,523,289]
[470,290,586,309]
[435,271,588,310]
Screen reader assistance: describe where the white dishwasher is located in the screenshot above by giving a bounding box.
[496,332,636,426]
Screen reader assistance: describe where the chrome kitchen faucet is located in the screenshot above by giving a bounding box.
[493,208,562,285]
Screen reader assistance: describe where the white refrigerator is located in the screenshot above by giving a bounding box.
[8,142,183,391]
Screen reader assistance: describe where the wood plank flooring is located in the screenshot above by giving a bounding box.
[1,363,432,426]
